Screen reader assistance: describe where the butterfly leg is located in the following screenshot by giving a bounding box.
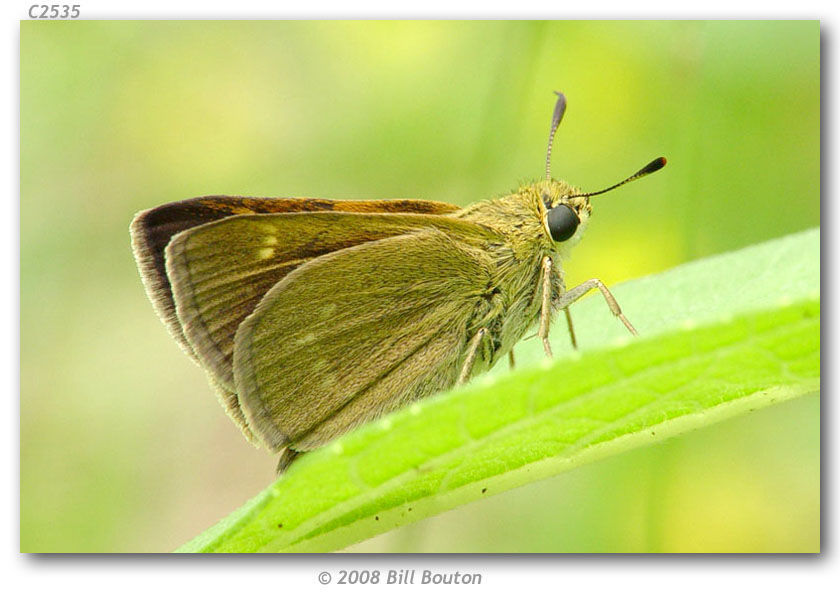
[563,307,578,350]
[459,327,489,385]
[508,350,516,370]
[558,278,637,336]
[538,256,554,359]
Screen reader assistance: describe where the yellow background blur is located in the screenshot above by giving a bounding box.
[21,21,819,552]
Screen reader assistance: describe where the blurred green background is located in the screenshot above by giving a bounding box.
[20,21,819,552]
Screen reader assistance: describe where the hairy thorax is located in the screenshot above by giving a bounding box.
[452,180,588,372]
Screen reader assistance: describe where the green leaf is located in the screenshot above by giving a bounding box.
[178,228,820,553]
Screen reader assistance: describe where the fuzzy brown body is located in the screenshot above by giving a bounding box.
[130,181,591,471]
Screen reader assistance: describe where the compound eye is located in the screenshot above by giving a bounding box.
[547,204,580,242]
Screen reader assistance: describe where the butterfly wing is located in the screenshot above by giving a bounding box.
[163,211,481,393]
[132,197,460,447]
[231,225,499,452]
[130,196,459,363]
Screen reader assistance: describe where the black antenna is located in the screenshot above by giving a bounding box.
[545,91,567,181]
[565,157,667,199]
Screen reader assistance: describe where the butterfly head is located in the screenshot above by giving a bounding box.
[536,180,591,245]
[540,92,666,246]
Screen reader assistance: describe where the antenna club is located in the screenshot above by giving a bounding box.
[565,155,667,200]
[545,92,568,181]
[646,156,667,172]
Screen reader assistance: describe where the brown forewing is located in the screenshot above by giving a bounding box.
[130,196,460,362]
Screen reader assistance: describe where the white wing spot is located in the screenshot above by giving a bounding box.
[258,247,275,260]
[263,235,278,245]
